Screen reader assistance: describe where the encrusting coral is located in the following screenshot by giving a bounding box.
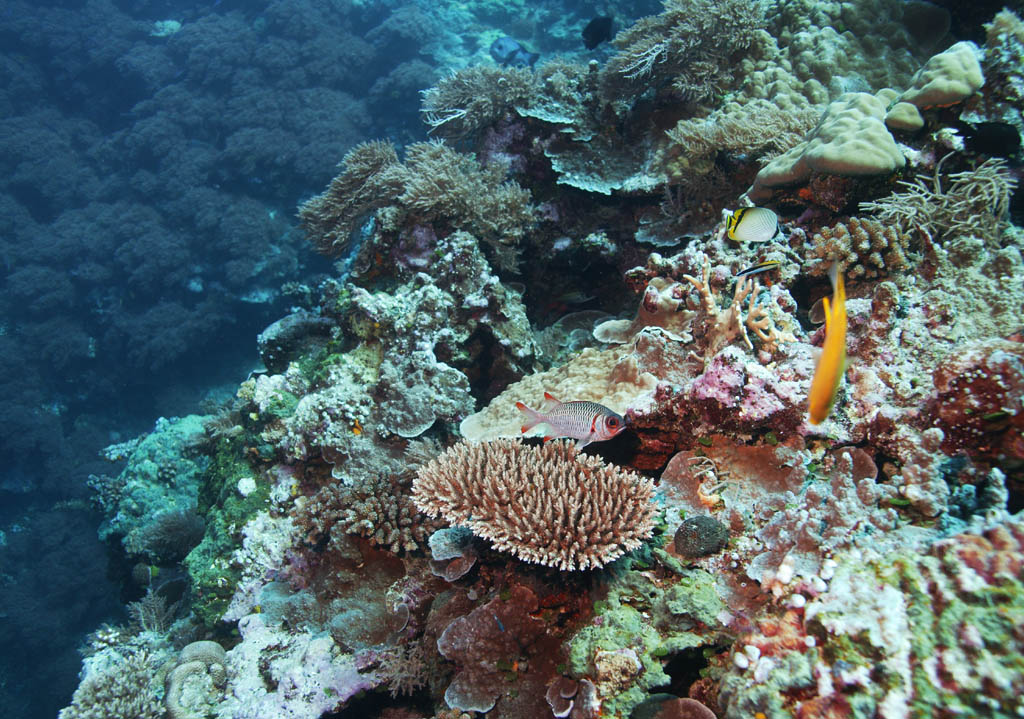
[413,439,657,570]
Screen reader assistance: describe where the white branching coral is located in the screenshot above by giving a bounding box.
[683,256,793,360]
[412,439,656,570]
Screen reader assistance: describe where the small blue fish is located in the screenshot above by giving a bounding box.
[489,37,539,67]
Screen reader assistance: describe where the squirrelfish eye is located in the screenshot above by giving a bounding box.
[607,416,619,427]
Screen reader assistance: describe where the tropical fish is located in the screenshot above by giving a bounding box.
[736,260,781,278]
[489,37,539,68]
[515,392,625,448]
[726,207,782,243]
[582,16,614,49]
[807,264,847,425]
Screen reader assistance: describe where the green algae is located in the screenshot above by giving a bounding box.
[187,437,271,627]
[567,568,726,718]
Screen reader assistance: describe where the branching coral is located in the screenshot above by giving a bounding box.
[805,216,912,279]
[859,155,1017,247]
[413,439,656,570]
[58,649,164,719]
[683,256,793,361]
[602,0,767,104]
[420,65,539,138]
[295,464,443,555]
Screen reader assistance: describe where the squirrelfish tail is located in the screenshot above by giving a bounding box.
[515,402,543,434]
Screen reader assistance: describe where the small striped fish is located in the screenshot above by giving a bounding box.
[515,392,626,448]
[726,207,781,244]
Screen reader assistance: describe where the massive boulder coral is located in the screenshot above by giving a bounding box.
[413,439,657,570]
[748,91,906,204]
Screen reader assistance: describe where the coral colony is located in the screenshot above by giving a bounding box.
[62,3,1024,719]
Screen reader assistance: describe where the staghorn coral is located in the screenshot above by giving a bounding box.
[412,439,656,571]
[602,0,767,104]
[296,466,443,555]
[859,155,1018,247]
[420,65,540,138]
[58,649,164,719]
[805,216,912,279]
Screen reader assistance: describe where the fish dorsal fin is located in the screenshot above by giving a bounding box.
[822,296,832,333]
[543,391,561,405]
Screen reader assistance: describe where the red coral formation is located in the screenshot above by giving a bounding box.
[924,338,1024,459]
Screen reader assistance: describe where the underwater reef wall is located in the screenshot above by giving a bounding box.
[63,1,1024,718]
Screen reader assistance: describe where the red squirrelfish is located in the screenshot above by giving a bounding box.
[515,392,626,448]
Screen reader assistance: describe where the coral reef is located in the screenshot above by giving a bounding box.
[57,5,1024,719]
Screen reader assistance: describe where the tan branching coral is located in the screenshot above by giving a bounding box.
[859,156,1017,246]
[683,256,792,360]
[298,140,401,256]
[58,649,164,719]
[421,65,539,137]
[412,439,657,570]
[603,0,766,103]
[806,216,912,278]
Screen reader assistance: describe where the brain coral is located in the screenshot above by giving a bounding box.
[412,439,656,570]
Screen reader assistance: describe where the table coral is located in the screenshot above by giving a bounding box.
[413,439,656,570]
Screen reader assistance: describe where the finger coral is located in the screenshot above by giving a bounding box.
[805,216,912,279]
[412,439,656,570]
